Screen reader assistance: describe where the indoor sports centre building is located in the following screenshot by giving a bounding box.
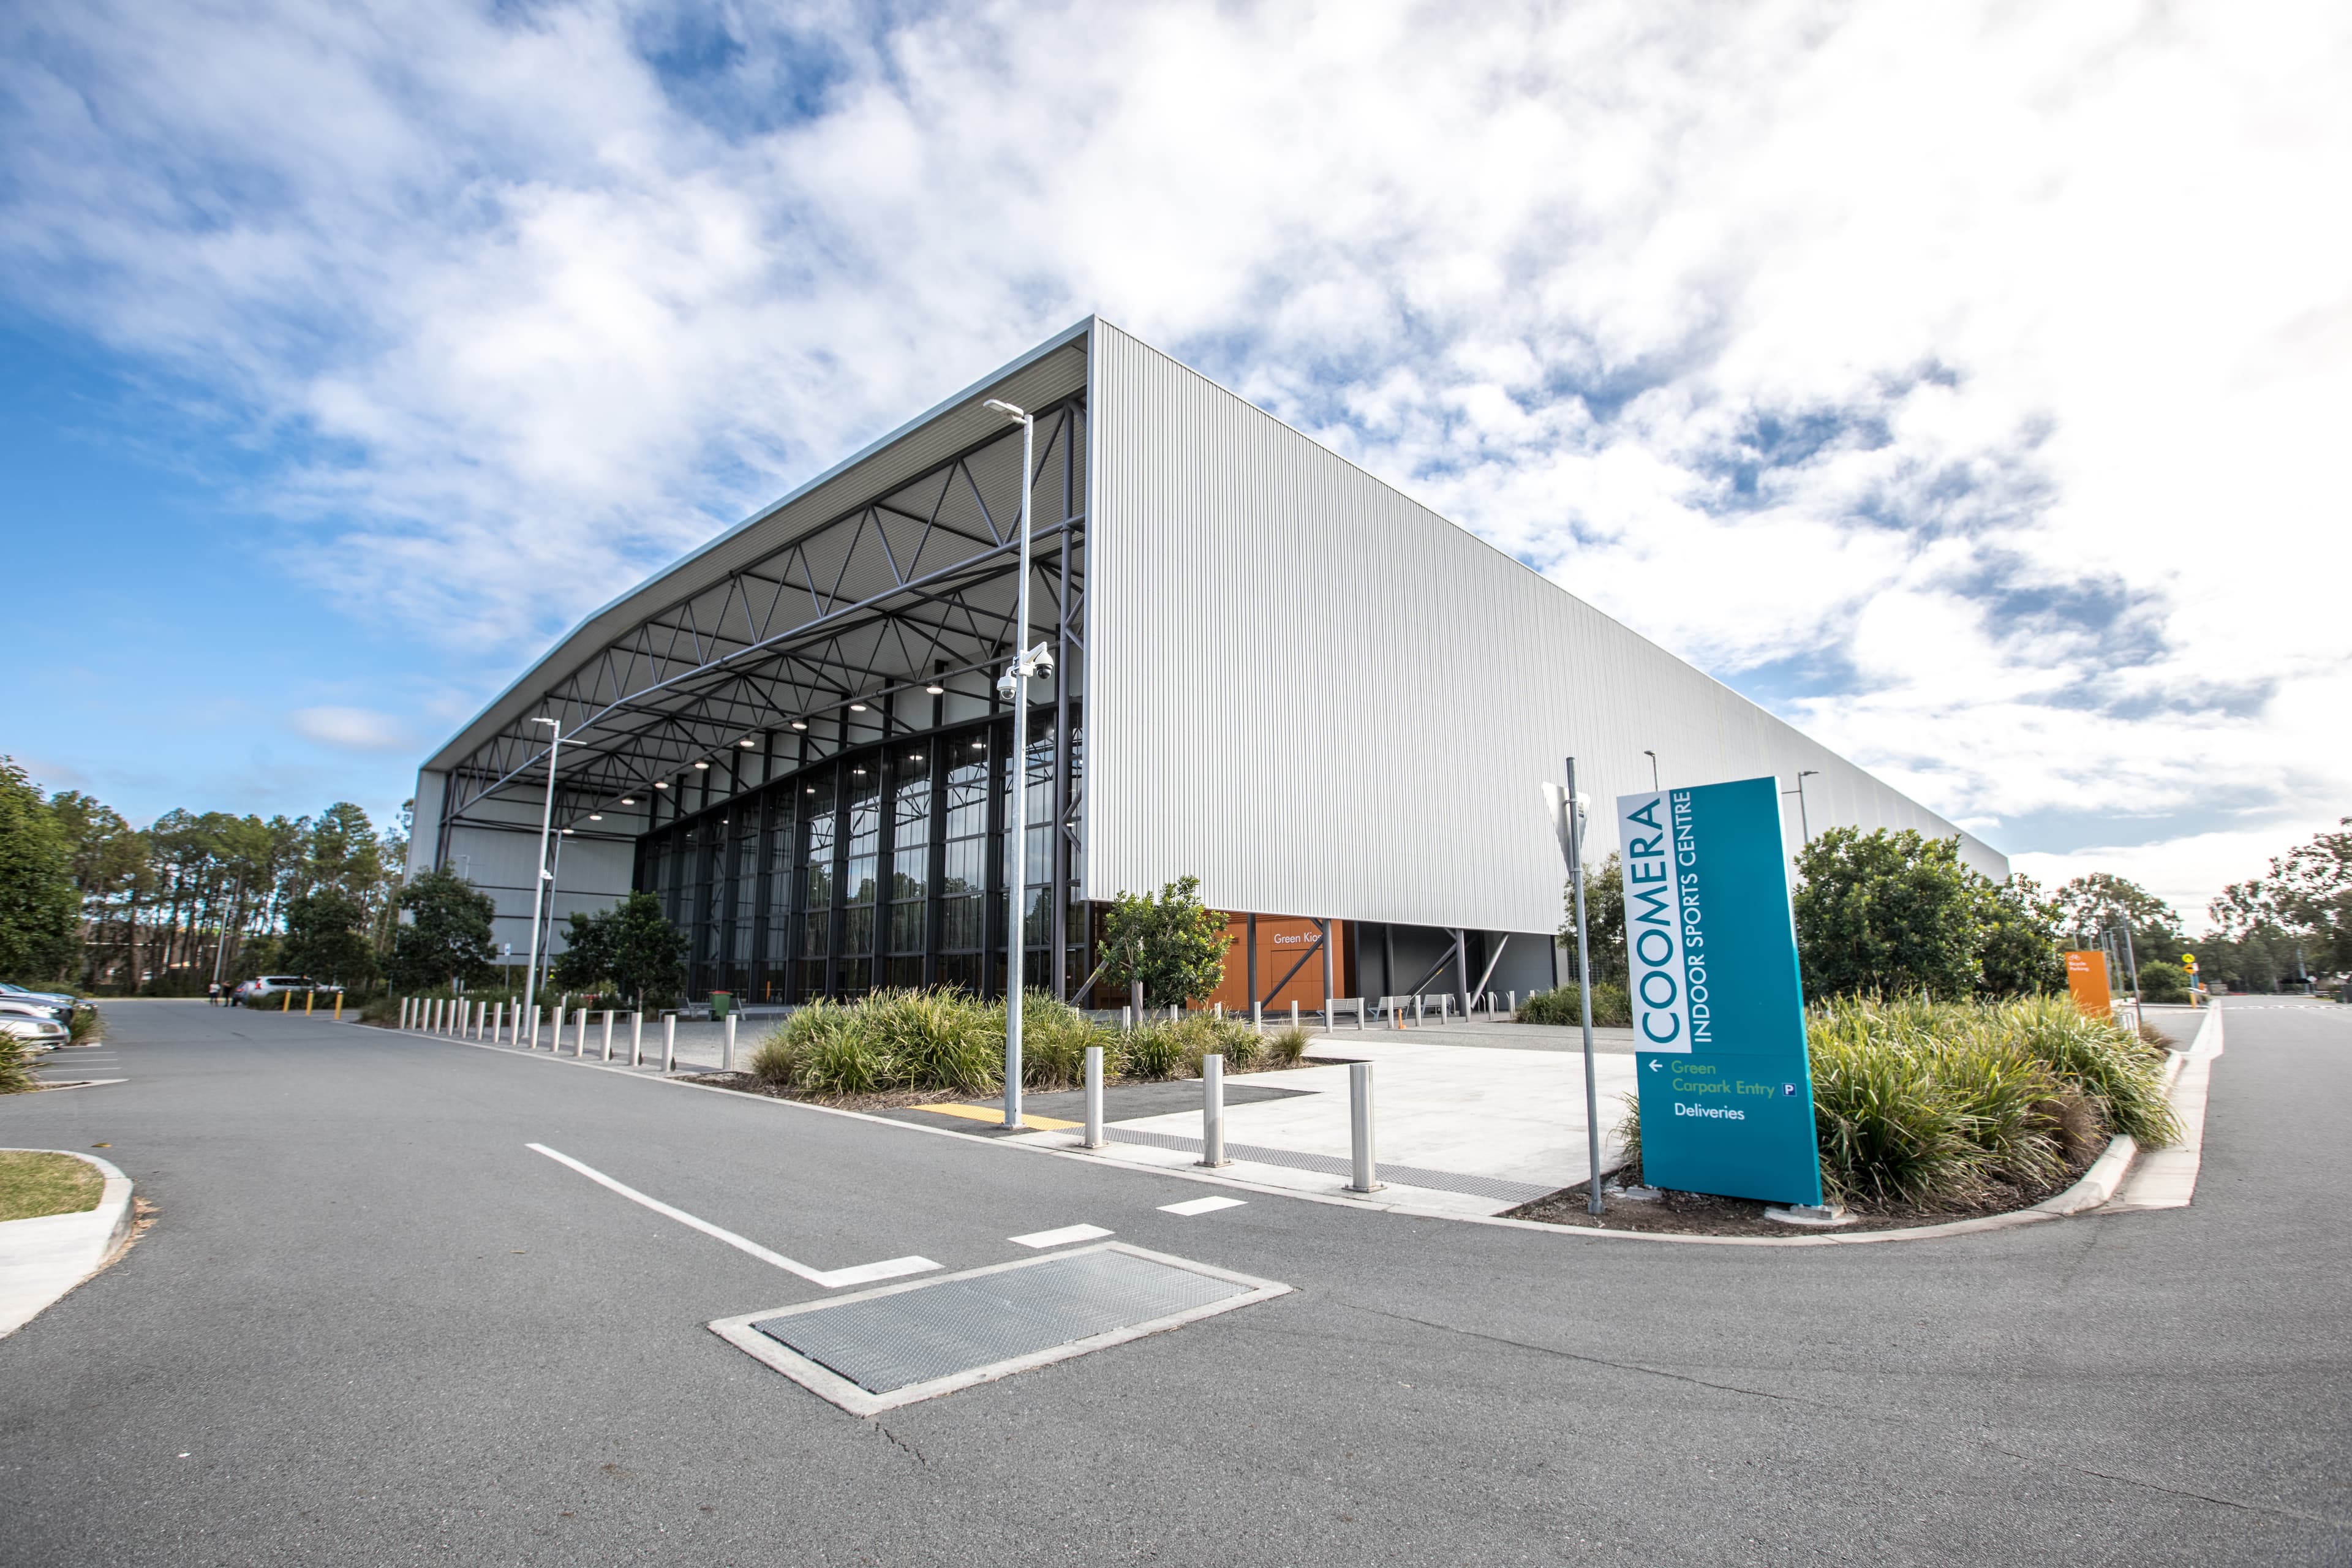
[407,318,2003,1014]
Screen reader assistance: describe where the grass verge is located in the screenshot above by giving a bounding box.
[0,1151,104,1223]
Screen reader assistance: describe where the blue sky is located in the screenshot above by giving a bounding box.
[2,0,2346,925]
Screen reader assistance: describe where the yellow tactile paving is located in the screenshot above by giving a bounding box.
[911,1102,1082,1131]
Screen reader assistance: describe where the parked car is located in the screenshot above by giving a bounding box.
[232,976,320,1007]
[0,982,77,1024]
[0,1001,67,1052]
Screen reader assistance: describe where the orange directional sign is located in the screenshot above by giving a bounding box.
[2064,951,2113,1019]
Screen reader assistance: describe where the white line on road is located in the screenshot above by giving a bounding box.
[1008,1223,1114,1249]
[525,1143,940,1289]
[1159,1196,1248,1216]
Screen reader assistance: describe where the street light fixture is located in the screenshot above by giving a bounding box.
[982,395,1050,1129]
[1795,769,1819,843]
[1643,750,1659,791]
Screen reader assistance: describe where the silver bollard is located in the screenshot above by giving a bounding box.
[601,1009,614,1061]
[1083,1045,1105,1148]
[1121,1005,1133,1031]
[1251,1001,1262,1030]
[1414,995,1424,1027]
[630,1011,643,1066]
[662,1012,676,1072]
[1348,1061,1382,1191]
[1289,1001,1300,1031]
[399,998,409,1029]
[472,1001,483,1039]
[526,1005,540,1049]
[724,1012,737,1072]
[1199,1053,1228,1166]
[1355,997,1367,1031]
[574,1009,587,1057]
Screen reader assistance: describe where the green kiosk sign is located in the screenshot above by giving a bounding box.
[1618,776,1823,1207]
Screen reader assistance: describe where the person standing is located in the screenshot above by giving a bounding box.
[207,981,221,1006]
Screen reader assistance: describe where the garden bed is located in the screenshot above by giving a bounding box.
[676,989,1319,1106]
[1511,995,2178,1237]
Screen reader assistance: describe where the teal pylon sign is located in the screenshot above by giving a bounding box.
[1616,775,1823,1207]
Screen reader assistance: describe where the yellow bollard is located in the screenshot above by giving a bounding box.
[305,989,315,1016]
[334,990,344,1020]
[282,989,292,1012]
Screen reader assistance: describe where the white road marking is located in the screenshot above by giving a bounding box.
[1008,1223,1114,1249]
[525,1143,939,1289]
[1159,1196,1248,1216]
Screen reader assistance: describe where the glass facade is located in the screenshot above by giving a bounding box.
[635,707,1087,1005]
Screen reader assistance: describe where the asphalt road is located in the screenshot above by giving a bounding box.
[0,998,2343,1566]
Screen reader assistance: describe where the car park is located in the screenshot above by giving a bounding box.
[232,975,320,1006]
[0,1001,68,1052]
[0,982,78,1024]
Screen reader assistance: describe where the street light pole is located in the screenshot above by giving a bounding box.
[1796,769,1819,843]
[520,717,562,1035]
[984,398,1039,1129]
[1643,750,1659,791]
[1566,758,1604,1215]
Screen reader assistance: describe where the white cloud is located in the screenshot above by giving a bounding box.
[288,706,413,753]
[1,0,2346,918]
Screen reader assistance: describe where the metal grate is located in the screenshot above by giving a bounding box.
[753,1248,1251,1395]
[1102,1127,1555,1204]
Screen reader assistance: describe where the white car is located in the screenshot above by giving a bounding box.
[0,982,77,1024]
[0,1001,67,1053]
[232,975,318,1006]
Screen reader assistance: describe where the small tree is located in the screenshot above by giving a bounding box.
[1792,828,1981,1001]
[0,758,79,983]
[551,892,686,1007]
[1974,874,2065,998]
[549,909,616,995]
[386,869,498,990]
[282,889,377,989]
[1560,850,1626,988]
[606,891,688,1007]
[1100,876,1232,1008]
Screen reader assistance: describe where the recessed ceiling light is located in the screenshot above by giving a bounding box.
[589,813,603,821]
[695,761,710,770]
[791,720,808,731]
[738,738,756,748]
[853,767,867,775]
[620,797,635,805]
[561,827,575,835]
[971,740,986,750]
[849,703,867,712]
[925,683,944,695]
[805,787,815,795]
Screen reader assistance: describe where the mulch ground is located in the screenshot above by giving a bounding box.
[1507,1158,2098,1237]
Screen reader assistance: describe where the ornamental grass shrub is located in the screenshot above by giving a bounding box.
[741,989,1313,1096]
[0,1038,32,1095]
[1518,982,1632,1028]
[1616,993,2178,1210]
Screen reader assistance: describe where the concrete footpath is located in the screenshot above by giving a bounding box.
[1013,1035,1639,1215]
[0,1150,134,1337]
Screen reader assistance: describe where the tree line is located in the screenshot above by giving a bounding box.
[1566,818,2352,1001]
[0,756,408,993]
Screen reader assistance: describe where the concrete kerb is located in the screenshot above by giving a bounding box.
[380,1007,2225,1250]
[0,1150,135,1338]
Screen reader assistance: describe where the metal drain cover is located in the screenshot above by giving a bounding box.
[710,1242,1289,1414]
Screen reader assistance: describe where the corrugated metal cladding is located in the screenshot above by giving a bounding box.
[1085,321,2005,936]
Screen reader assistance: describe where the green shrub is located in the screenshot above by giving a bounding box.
[1265,1024,1313,1067]
[1209,1017,1262,1070]
[1014,992,1107,1090]
[0,1036,31,1095]
[1809,1017,1990,1205]
[1119,1020,1189,1080]
[66,1005,104,1044]
[802,1028,891,1096]
[1518,983,1632,1028]
[2136,960,2190,1003]
[867,990,1000,1093]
